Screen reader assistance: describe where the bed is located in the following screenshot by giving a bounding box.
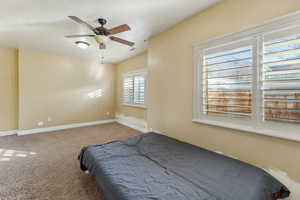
[79,132,290,200]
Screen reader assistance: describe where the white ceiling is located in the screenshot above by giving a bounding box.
[0,0,220,63]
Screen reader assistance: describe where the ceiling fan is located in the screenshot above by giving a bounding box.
[65,16,135,49]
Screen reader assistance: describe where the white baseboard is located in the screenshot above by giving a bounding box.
[116,120,149,133]
[115,114,149,133]
[17,119,116,136]
[2,117,149,137]
[0,130,18,137]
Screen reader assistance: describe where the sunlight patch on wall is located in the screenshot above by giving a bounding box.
[87,89,103,98]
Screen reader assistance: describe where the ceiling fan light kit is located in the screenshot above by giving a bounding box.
[75,41,90,49]
[65,16,135,50]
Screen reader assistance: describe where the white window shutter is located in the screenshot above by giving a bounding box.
[123,70,147,107]
[193,14,300,141]
[263,29,300,124]
[123,76,134,104]
[134,75,146,105]
[202,41,254,119]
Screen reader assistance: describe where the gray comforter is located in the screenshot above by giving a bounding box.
[79,132,290,200]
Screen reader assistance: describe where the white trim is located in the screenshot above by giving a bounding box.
[0,130,18,137]
[150,129,163,134]
[193,119,300,142]
[116,120,149,133]
[193,11,300,142]
[17,120,116,136]
[123,103,147,109]
[115,113,148,133]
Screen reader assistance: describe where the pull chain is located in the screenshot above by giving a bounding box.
[100,50,105,64]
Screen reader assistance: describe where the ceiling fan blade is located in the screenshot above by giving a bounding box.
[107,24,131,35]
[65,34,95,38]
[68,16,95,31]
[110,36,135,47]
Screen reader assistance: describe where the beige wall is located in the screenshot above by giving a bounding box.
[116,52,147,119]
[18,49,116,130]
[0,47,18,131]
[0,0,299,186]
[147,0,300,182]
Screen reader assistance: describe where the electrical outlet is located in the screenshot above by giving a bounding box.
[37,121,44,127]
[47,117,52,122]
[106,112,110,116]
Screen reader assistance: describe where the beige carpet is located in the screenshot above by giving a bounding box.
[0,123,141,200]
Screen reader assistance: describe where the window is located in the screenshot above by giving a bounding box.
[123,70,147,107]
[263,30,300,124]
[194,13,300,141]
[202,42,254,119]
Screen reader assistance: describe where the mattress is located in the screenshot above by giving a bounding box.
[79,132,290,200]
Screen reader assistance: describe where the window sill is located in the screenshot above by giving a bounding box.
[123,104,147,109]
[192,119,300,142]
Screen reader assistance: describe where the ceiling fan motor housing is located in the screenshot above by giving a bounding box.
[94,27,109,36]
[94,18,110,36]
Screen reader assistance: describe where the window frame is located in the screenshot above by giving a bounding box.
[193,11,300,142]
[122,69,147,109]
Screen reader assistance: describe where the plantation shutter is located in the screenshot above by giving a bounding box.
[194,15,300,141]
[123,76,134,104]
[123,70,147,106]
[202,41,254,119]
[263,29,300,123]
[134,75,146,105]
